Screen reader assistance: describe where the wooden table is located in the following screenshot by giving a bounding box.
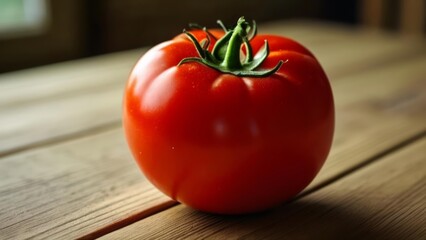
[1,20,425,240]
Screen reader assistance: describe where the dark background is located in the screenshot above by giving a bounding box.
[0,0,407,73]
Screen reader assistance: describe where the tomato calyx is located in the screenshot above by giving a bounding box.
[179,17,284,77]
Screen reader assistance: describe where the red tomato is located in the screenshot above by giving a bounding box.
[123,17,334,214]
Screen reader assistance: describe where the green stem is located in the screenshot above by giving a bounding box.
[220,18,247,69]
[179,17,283,78]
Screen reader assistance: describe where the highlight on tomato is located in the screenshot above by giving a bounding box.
[123,17,334,214]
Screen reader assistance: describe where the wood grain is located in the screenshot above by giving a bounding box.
[0,50,141,155]
[0,129,174,239]
[1,22,425,239]
[0,51,141,108]
[102,137,425,240]
[262,20,426,79]
[1,55,425,239]
[310,55,426,189]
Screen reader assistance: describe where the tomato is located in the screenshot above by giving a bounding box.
[123,17,334,214]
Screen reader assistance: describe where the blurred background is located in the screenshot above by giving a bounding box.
[0,0,424,73]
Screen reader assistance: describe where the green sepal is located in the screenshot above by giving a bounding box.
[183,30,206,58]
[243,40,269,71]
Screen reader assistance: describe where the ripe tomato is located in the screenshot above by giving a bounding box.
[123,17,334,214]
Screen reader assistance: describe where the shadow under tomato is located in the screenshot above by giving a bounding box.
[185,199,402,239]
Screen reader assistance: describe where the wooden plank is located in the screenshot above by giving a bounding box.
[0,50,141,156]
[102,138,425,240]
[0,86,121,156]
[313,33,425,79]
[311,54,426,189]
[261,20,426,79]
[0,129,175,240]
[0,50,142,109]
[1,54,425,239]
[1,22,423,156]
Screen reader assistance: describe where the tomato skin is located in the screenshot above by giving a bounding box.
[123,30,334,214]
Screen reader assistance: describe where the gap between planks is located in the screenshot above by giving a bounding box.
[76,200,179,240]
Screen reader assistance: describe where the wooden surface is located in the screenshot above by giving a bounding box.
[0,20,425,239]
